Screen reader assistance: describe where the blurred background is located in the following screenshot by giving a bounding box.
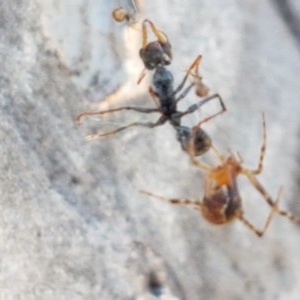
[1,0,300,299]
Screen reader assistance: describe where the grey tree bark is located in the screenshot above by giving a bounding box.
[1,0,300,299]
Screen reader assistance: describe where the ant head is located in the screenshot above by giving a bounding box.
[139,41,172,70]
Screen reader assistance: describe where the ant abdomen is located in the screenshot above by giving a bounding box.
[176,126,212,156]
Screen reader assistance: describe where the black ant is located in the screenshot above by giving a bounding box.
[137,19,172,84]
[76,55,226,156]
[141,114,300,237]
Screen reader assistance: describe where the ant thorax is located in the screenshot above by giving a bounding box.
[152,67,174,98]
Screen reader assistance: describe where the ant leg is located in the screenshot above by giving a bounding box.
[172,73,194,97]
[187,55,205,83]
[174,83,195,103]
[137,68,146,84]
[141,19,149,48]
[76,106,160,124]
[140,190,203,209]
[143,19,169,44]
[137,21,150,85]
[187,55,210,97]
[250,113,267,175]
[171,55,203,97]
[179,93,226,121]
[85,115,167,140]
[180,54,203,81]
[188,54,202,74]
[172,55,207,100]
[238,186,282,237]
[185,54,203,81]
[191,55,202,75]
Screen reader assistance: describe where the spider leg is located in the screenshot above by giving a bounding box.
[238,186,282,237]
[275,205,300,224]
[187,139,212,171]
[250,113,267,175]
[235,151,244,164]
[76,106,160,124]
[85,115,167,140]
[141,190,203,209]
[210,144,227,162]
[242,171,300,225]
[242,170,278,208]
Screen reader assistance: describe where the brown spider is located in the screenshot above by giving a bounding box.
[141,114,300,237]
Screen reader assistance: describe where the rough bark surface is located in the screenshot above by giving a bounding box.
[1,0,300,299]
